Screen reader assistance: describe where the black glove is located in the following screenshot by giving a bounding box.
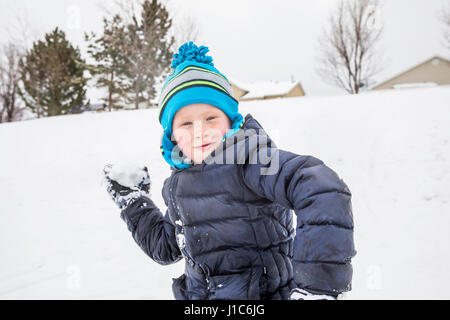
[102,164,151,209]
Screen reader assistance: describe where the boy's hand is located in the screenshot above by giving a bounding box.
[289,288,337,300]
[102,164,151,209]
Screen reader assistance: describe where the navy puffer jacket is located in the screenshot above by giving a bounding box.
[120,113,356,300]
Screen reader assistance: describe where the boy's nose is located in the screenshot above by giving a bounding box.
[193,120,203,138]
[193,120,208,145]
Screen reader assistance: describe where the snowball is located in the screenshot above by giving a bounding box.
[108,164,147,189]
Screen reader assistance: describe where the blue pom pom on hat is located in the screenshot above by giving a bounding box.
[158,41,243,169]
[170,41,214,69]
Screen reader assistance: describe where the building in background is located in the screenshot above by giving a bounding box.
[372,56,450,90]
[230,78,305,101]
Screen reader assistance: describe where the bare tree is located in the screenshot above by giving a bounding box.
[169,12,201,51]
[440,2,450,51]
[0,4,41,49]
[0,5,42,122]
[0,43,25,123]
[316,0,384,94]
[97,0,141,24]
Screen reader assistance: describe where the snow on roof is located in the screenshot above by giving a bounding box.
[229,77,299,99]
[393,82,438,89]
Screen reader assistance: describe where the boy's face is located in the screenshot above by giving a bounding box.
[172,103,232,164]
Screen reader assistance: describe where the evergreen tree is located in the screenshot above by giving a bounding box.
[122,0,175,109]
[85,15,128,111]
[19,28,87,117]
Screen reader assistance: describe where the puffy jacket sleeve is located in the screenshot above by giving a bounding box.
[120,195,182,265]
[241,148,356,296]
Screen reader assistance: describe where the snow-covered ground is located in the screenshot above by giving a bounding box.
[1,86,449,299]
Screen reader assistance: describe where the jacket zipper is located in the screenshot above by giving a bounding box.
[169,171,203,269]
[169,170,212,297]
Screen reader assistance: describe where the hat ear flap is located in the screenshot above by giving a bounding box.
[161,130,192,169]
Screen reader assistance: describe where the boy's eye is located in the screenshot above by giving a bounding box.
[182,117,214,126]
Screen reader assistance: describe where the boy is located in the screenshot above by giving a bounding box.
[103,42,356,300]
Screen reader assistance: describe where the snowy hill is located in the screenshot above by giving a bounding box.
[1,86,450,299]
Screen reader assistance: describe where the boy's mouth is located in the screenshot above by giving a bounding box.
[194,142,213,150]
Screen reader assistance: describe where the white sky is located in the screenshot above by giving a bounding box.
[0,0,448,100]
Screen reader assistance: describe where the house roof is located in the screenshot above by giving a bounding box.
[229,77,300,99]
[371,55,450,90]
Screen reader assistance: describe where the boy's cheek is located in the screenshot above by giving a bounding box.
[173,128,191,145]
[204,126,227,141]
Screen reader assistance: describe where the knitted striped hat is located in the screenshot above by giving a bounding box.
[158,41,244,169]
